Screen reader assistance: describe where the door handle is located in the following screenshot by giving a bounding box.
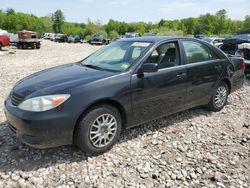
[176,72,186,79]
[214,65,222,70]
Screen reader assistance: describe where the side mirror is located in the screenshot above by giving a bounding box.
[139,63,158,73]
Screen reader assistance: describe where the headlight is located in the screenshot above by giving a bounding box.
[18,94,70,112]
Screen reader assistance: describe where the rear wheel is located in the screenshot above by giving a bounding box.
[74,104,122,155]
[31,42,36,49]
[207,81,229,112]
[0,43,2,51]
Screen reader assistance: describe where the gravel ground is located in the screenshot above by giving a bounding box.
[0,40,249,188]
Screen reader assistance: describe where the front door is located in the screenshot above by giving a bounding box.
[127,41,187,126]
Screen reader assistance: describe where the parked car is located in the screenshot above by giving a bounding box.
[68,35,81,43]
[220,38,249,55]
[237,43,250,75]
[14,30,41,49]
[55,34,68,43]
[124,32,139,38]
[50,34,60,41]
[194,34,205,39]
[202,37,224,48]
[43,33,54,40]
[233,33,250,42]
[4,36,245,154]
[0,35,10,50]
[90,34,109,45]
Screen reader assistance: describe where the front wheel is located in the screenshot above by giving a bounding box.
[74,104,122,155]
[207,82,229,112]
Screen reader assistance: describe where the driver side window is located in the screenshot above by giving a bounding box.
[144,42,179,69]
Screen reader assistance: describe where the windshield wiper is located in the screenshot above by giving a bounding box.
[83,64,121,72]
[83,64,102,70]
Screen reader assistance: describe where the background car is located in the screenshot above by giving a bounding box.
[89,34,109,45]
[68,35,81,43]
[220,38,248,55]
[0,35,10,50]
[237,43,250,75]
[124,32,139,38]
[233,33,250,42]
[43,33,54,40]
[50,33,58,41]
[55,34,68,42]
[202,37,224,48]
[194,34,205,39]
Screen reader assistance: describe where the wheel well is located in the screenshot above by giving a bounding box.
[222,78,231,93]
[74,99,127,131]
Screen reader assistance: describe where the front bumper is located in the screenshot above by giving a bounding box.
[4,96,76,149]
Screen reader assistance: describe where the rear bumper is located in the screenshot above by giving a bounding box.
[91,41,103,44]
[4,96,75,149]
[246,62,250,74]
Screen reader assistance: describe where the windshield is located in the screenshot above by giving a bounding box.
[81,41,151,72]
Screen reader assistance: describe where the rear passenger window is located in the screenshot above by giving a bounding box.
[182,41,217,64]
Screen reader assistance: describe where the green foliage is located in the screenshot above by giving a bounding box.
[105,19,129,35]
[108,30,119,40]
[83,19,107,39]
[84,35,91,41]
[52,10,65,33]
[243,15,250,32]
[148,27,183,36]
[0,8,249,38]
[62,23,83,36]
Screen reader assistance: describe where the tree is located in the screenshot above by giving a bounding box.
[243,15,250,32]
[6,8,15,16]
[215,9,227,34]
[108,30,119,40]
[216,9,227,20]
[52,9,65,33]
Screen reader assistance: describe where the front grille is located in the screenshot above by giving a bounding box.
[11,92,24,106]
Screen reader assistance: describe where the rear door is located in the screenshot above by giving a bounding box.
[181,40,225,107]
[128,41,187,126]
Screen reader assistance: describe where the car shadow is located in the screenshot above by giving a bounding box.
[0,106,212,173]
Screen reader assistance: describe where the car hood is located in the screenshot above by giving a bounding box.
[12,63,117,98]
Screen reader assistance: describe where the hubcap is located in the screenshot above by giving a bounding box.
[89,114,117,148]
[214,86,227,108]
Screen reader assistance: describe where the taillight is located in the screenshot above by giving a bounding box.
[242,59,246,72]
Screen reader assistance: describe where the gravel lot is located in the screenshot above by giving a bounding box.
[0,40,249,188]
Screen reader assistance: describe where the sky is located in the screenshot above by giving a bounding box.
[1,0,250,23]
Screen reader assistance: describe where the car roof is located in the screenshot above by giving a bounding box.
[119,36,182,43]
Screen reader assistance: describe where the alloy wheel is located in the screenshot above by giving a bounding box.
[214,86,227,108]
[89,114,117,148]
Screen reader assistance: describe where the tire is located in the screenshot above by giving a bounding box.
[22,43,28,49]
[0,44,2,51]
[17,43,21,49]
[74,104,122,155]
[36,42,41,49]
[207,81,229,112]
[31,42,36,49]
